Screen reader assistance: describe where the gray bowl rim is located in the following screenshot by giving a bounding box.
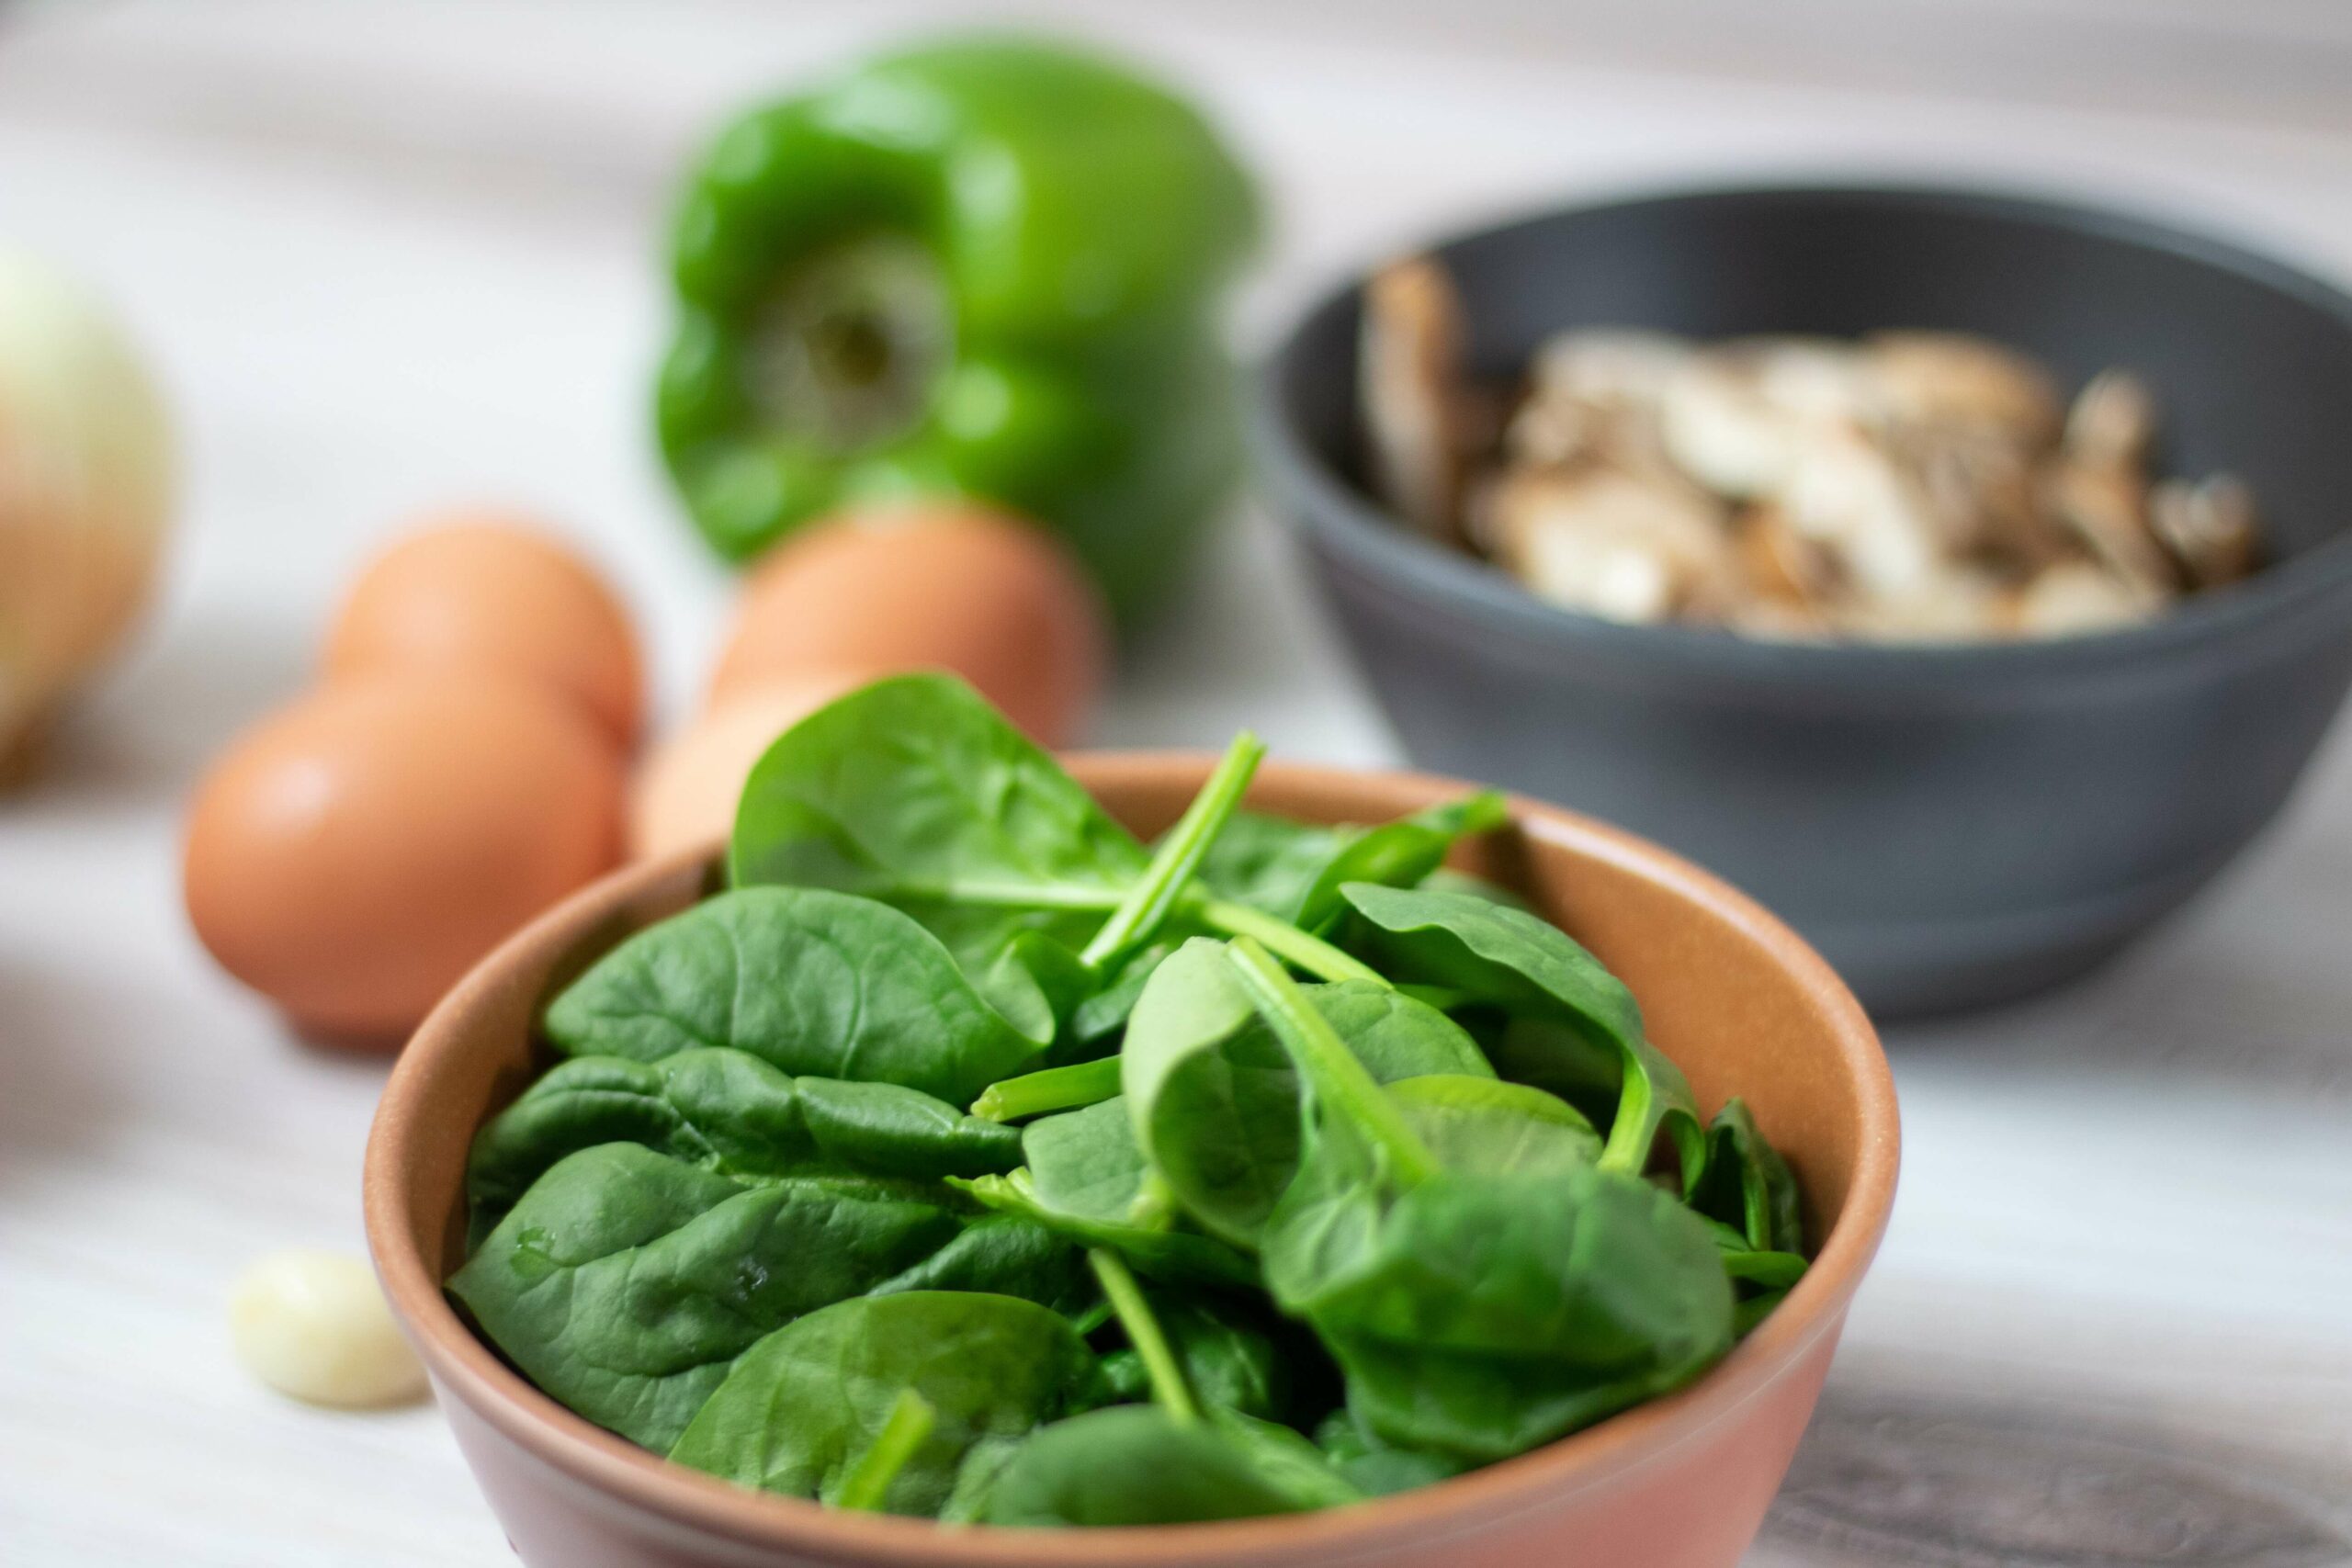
[1254,179,2352,690]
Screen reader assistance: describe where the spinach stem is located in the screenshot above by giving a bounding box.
[1194,897,1385,986]
[1597,1065,1657,1175]
[969,1056,1123,1122]
[1225,938,1442,1189]
[1086,1249,1199,1426]
[831,1388,935,1512]
[1082,733,1266,969]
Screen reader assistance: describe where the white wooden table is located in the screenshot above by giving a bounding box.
[2,5,2346,1563]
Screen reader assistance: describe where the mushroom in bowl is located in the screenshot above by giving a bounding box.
[1256,185,2352,1015]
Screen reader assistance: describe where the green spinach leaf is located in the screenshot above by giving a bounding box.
[1227,939,1733,1463]
[727,673,1147,967]
[447,1144,1055,1451]
[1339,884,1702,1179]
[541,886,1046,1107]
[1688,1098,1805,1254]
[1198,794,1507,931]
[1120,938,1489,1248]
[979,1404,1351,1527]
[465,1049,1022,1241]
[667,1292,1098,1519]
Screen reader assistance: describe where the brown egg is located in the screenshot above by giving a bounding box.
[706,503,1106,746]
[628,668,882,863]
[183,674,624,1044]
[322,514,643,747]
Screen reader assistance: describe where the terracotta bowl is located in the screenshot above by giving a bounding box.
[365,755,1900,1568]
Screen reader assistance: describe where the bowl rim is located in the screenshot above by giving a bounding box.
[1253,178,2352,688]
[365,752,1900,1564]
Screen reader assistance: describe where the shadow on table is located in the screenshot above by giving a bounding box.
[12,606,306,815]
[0,957,138,1191]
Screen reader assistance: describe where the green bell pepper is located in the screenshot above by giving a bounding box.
[656,37,1261,625]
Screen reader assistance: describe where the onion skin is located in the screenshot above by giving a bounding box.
[0,250,172,781]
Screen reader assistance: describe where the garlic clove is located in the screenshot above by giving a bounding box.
[230,1250,427,1409]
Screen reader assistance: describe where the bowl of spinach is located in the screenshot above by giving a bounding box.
[365,672,1898,1568]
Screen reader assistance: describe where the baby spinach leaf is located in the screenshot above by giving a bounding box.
[1023,1098,1159,1227]
[1093,1292,1297,1423]
[979,1405,1355,1527]
[1198,794,1508,931]
[1688,1098,1805,1254]
[540,886,1046,1108]
[450,1145,977,1451]
[1121,939,1489,1249]
[727,673,1147,967]
[952,1114,1261,1295]
[1418,865,1536,913]
[1291,1168,1735,1461]
[667,1292,1099,1519]
[1228,940,1732,1463]
[1339,884,1702,1179]
[465,1049,1022,1241]
[1383,1074,1601,1175]
[942,1199,1258,1293]
[1312,1412,1469,1497]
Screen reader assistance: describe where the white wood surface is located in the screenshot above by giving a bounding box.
[1,4,2347,1563]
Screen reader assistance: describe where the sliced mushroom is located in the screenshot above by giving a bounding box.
[1736,503,1839,623]
[1360,256,1473,544]
[1529,329,1691,410]
[2150,474,2258,589]
[2012,560,2160,637]
[1901,426,2053,565]
[2064,368,2158,470]
[1865,332,2062,448]
[1484,466,1734,626]
[1829,567,2013,643]
[1510,329,1690,473]
[2041,460,2177,599]
[1777,428,1944,601]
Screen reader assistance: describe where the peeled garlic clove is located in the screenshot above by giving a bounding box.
[230,1250,426,1408]
[2014,561,2158,637]
[2043,461,2177,598]
[1866,331,2061,446]
[1488,468,1732,624]
[0,251,173,780]
[2064,368,2158,469]
[1360,255,1471,543]
[2150,474,2258,589]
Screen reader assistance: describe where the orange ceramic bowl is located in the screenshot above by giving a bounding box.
[365,756,1899,1568]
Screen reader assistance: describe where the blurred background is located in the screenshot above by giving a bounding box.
[4,2,2349,1564]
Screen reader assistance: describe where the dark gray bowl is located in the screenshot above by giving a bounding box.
[1256,185,2352,1017]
